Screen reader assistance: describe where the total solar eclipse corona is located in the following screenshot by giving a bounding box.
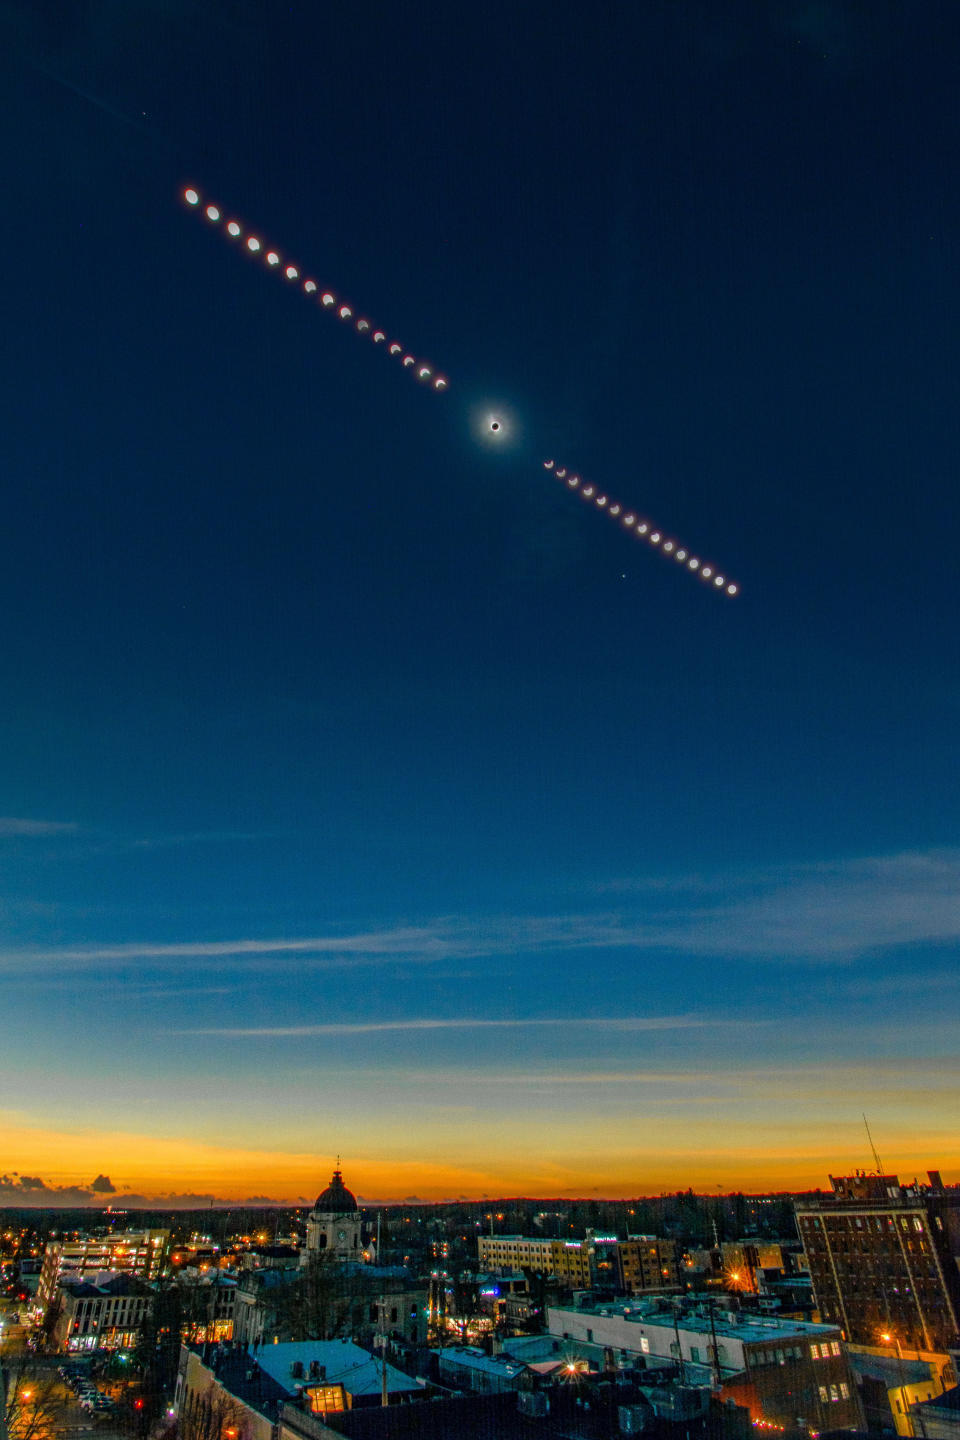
[181,185,738,597]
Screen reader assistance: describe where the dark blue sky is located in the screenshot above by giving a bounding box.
[1,0,959,1201]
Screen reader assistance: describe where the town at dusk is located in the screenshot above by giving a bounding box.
[3,0,960,1435]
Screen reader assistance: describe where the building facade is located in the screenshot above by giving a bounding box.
[478,1232,677,1294]
[53,1275,153,1353]
[303,1169,363,1263]
[796,1172,960,1352]
[617,1238,681,1294]
[547,1298,863,1431]
[36,1230,169,1316]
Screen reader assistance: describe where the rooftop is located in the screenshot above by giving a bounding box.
[313,1168,358,1215]
[254,1340,420,1400]
[846,1352,935,1387]
[552,1299,841,1342]
[194,1341,420,1411]
[918,1385,960,1414]
[61,1274,152,1299]
[434,1346,528,1380]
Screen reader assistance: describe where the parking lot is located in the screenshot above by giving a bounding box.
[2,1353,132,1440]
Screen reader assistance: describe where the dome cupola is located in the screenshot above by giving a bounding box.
[314,1167,358,1214]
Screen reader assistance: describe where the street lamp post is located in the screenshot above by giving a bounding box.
[882,1332,928,1440]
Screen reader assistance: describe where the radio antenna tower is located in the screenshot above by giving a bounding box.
[863,1114,884,1175]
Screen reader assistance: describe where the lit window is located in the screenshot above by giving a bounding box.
[819,1387,828,1403]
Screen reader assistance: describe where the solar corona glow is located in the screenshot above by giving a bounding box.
[183,185,735,595]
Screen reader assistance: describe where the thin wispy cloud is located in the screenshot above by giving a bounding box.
[384,1054,960,1091]
[593,849,960,959]
[0,817,78,837]
[176,1014,752,1038]
[128,830,278,850]
[3,847,958,974]
[0,926,450,970]
[658,850,960,958]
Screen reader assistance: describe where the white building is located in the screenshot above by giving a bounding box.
[302,1168,363,1263]
[548,1298,862,1431]
[53,1275,153,1353]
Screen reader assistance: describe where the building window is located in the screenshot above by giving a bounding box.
[819,1387,828,1403]
[840,1383,849,1399]
[810,1344,820,1359]
[830,1341,840,1356]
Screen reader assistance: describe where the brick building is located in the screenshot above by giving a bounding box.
[795,1172,960,1352]
[548,1297,863,1431]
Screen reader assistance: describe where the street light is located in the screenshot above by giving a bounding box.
[881,1332,927,1440]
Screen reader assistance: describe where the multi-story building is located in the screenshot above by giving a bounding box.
[36,1230,169,1316]
[795,1171,960,1352]
[302,1168,364,1263]
[174,1271,237,1343]
[478,1232,677,1294]
[175,1339,423,1435]
[548,1297,863,1431]
[53,1274,153,1353]
[232,1261,427,1348]
[617,1237,681,1294]
[478,1234,557,1272]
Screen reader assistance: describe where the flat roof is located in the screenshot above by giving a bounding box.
[434,1346,527,1379]
[252,1340,420,1399]
[551,1301,840,1342]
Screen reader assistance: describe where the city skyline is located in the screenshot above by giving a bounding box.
[3,1,959,1201]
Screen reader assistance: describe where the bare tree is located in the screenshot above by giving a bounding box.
[2,1350,71,1440]
[174,1273,220,1347]
[177,1384,251,1440]
[271,1254,379,1342]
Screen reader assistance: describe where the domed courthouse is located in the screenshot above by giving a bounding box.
[302,1166,365,1263]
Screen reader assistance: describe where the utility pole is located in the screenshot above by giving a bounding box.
[672,1300,686,1384]
[707,1296,722,1388]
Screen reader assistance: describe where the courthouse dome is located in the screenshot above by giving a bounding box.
[314,1167,357,1214]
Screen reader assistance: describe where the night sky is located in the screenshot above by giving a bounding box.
[2,0,959,1204]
